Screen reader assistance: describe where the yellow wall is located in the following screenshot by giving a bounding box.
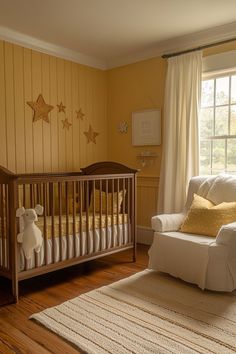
[107,57,166,176]
[0,40,107,174]
[107,57,167,227]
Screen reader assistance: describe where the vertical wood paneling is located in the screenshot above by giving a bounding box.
[32,51,43,172]
[57,58,66,171]
[87,68,93,165]
[42,53,51,172]
[14,45,25,173]
[0,39,108,174]
[0,41,7,167]
[78,65,86,168]
[4,42,16,172]
[49,56,59,172]
[24,48,34,173]
[72,62,79,170]
[65,61,73,171]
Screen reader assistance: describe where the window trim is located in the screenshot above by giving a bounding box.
[200,69,236,175]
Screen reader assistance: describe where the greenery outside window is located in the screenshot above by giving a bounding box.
[200,71,236,175]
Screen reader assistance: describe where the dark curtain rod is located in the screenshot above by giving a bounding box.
[162,37,236,59]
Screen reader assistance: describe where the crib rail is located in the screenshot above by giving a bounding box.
[0,162,137,301]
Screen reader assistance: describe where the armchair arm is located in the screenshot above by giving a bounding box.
[216,222,236,246]
[151,213,185,232]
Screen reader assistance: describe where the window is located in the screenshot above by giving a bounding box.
[200,72,236,175]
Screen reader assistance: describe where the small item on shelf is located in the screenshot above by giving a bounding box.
[137,151,157,167]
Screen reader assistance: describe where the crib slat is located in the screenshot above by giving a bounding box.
[92,180,95,253]
[105,179,108,250]
[37,184,40,205]
[86,181,89,255]
[65,182,69,260]
[127,178,131,243]
[30,184,34,208]
[131,176,136,260]
[99,180,102,251]
[50,183,56,264]
[35,183,40,268]
[72,181,76,257]
[117,179,119,246]
[58,182,63,262]
[111,179,114,248]
[122,178,125,245]
[43,183,48,265]
[23,184,26,207]
[32,184,37,268]
[79,181,83,257]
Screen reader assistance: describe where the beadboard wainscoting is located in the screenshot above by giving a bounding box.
[0,40,107,174]
[137,175,159,245]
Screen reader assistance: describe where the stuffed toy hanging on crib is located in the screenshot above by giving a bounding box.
[16,205,44,260]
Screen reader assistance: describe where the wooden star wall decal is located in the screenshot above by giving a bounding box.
[57,102,66,113]
[27,94,54,123]
[61,118,72,130]
[84,125,99,144]
[76,108,85,120]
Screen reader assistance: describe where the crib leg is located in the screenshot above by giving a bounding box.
[12,277,19,303]
[132,244,137,262]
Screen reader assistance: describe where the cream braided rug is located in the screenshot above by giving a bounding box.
[31,270,236,354]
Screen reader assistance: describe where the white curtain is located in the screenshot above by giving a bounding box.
[158,51,202,213]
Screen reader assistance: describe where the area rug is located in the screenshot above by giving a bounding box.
[30,269,236,354]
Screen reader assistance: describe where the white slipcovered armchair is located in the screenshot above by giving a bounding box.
[148,175,236,291]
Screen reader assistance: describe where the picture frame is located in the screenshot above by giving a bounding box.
[132,109,161,146]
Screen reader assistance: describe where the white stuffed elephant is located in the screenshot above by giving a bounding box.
[16,204,44,260]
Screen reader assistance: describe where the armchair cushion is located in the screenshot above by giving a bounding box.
[216,222,236,246]
[206,174,236,204]
[180,194,236,237]
[151,213,185,232]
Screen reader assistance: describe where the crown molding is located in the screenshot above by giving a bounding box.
[0,26,107,70]
[107,22,236,69]
[1,22,236,71]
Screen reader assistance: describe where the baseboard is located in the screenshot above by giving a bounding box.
[137,226,154,245]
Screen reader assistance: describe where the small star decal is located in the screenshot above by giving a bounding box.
[76,108,85,120]
[27,94,54,123]
[57,102,66,113]
[61,118,72,130]
[84,125,99,144]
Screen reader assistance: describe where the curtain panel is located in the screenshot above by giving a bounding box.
[158,51,202,213]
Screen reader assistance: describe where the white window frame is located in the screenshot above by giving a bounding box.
[200,69,236,175]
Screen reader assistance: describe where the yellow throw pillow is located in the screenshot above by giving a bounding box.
[180,194,236,237]
[89,189,126,214]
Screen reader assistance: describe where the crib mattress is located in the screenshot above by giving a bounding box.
[36,213,128,239]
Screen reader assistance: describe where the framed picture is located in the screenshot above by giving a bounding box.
[132,109,161,146]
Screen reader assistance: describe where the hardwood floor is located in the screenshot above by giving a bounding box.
[0,244,149,353]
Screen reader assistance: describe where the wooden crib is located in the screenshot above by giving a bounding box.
[0,161,137,302]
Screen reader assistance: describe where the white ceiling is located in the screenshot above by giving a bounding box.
[0,0,236,69]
